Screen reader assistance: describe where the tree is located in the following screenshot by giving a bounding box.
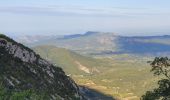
[142,57,170,100]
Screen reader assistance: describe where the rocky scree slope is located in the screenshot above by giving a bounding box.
[0,34,84,100]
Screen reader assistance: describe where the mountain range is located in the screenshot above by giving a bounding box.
[14,31,170,56]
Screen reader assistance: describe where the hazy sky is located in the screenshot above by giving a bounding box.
[0,0,170,36]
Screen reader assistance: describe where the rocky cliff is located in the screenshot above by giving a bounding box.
[0,34,84,100]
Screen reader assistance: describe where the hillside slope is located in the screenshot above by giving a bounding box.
[0,34,83,100]
[33,45,109,75]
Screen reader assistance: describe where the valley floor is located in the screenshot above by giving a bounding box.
[72,56,159,100]
[33,46,159,100]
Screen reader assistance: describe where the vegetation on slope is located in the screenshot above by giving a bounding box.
[33,45,109,75]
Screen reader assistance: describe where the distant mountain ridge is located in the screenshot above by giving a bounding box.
[12,31,170,56]
[0,34,84,99]
[58,31,99,40]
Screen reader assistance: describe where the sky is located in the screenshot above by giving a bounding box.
[0,0,170,36]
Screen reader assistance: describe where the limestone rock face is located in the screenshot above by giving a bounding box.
[0,38,53,66]
[0,38,37,63]
[0,35,84,100]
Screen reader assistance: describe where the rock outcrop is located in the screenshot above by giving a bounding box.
[0,34,84,100]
